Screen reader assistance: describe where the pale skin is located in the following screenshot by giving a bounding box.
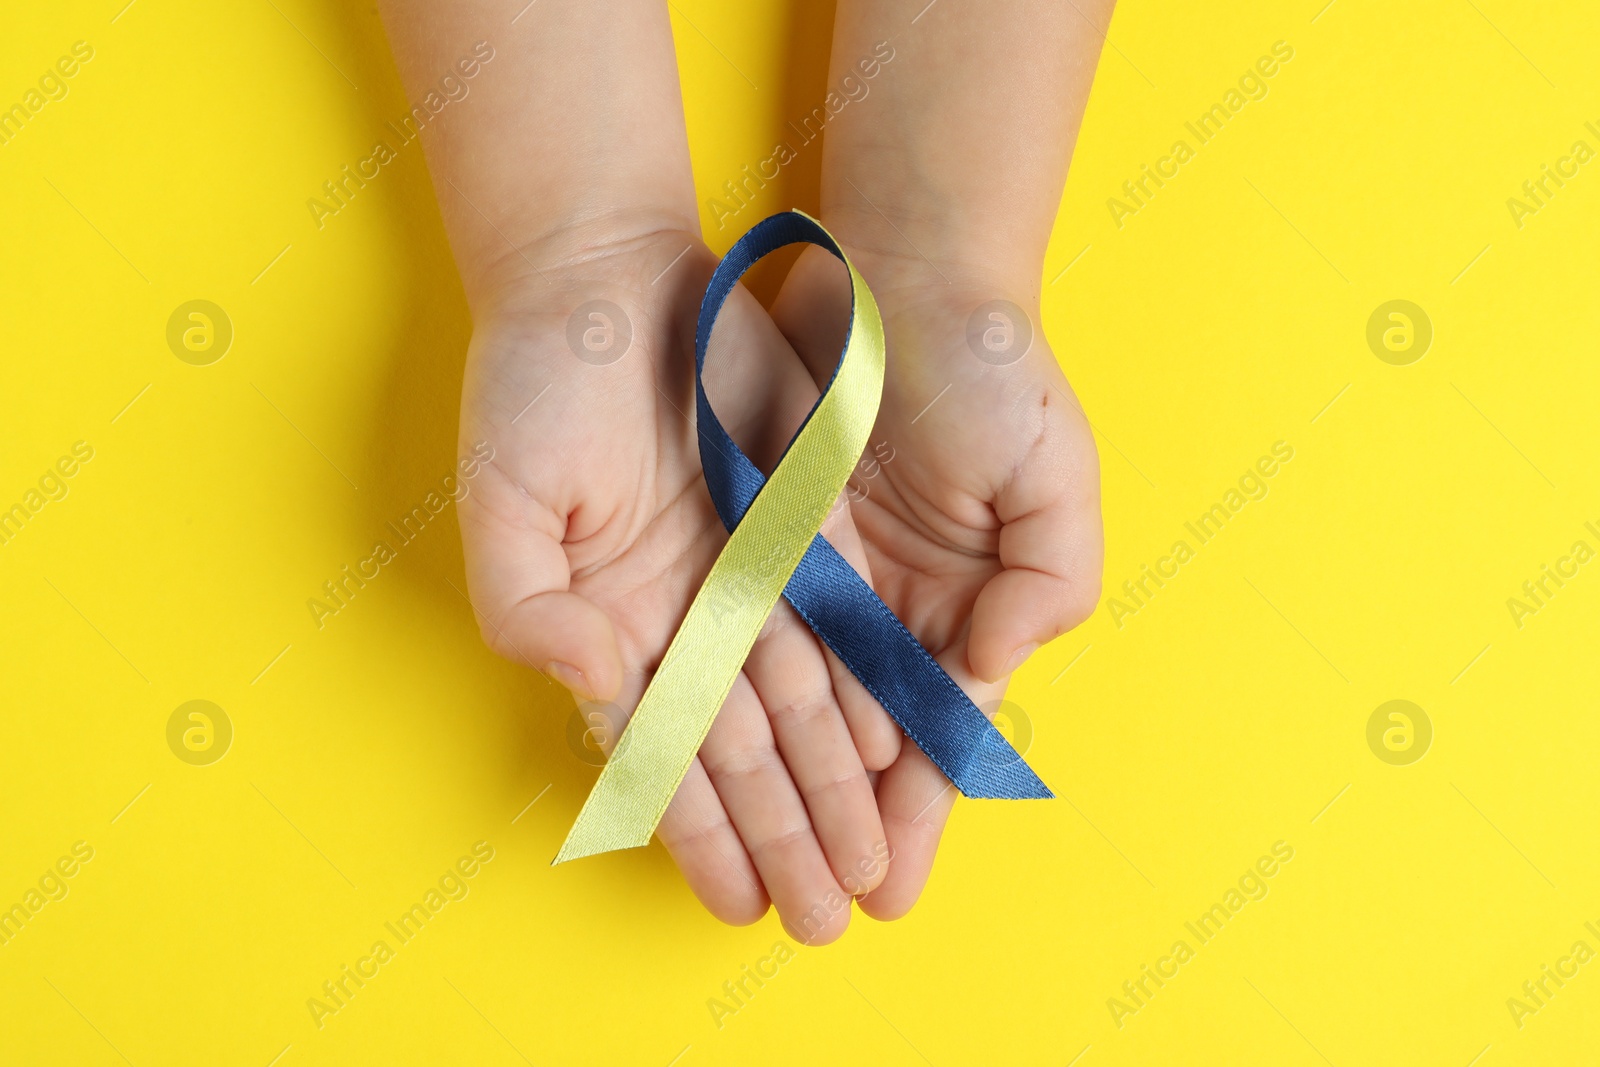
[376,0,1108,938]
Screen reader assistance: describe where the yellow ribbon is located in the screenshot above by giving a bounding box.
[555,214,883,863]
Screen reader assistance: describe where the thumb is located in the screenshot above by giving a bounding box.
[459,476,623,703]
[960,382,1100,684]
[968,458,1102,683]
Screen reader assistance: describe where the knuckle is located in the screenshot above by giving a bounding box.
[704,744,786,784]
[804,767,870,804]
[751,822,815,863]
[768,690,839,733]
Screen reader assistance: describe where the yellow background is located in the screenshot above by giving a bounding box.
[3,0,1597,1063]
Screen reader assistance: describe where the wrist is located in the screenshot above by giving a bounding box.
[814,198,1045,309]
[780,238,1047,383]
[802,224,1041,327]
[464,206,703,322]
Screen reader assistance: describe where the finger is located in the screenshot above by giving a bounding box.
[700,672,855,945]
[859,653,1006,921]
[459,462,624,701]
[968,385,1102,682]
[822,641,901,772]
[586,678,768,926]
[856,744,954,922]
[743,601,889,899]
[657,758,771,925]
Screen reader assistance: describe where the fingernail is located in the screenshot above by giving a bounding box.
[544,661,593,700]
[1001,643,1039,676]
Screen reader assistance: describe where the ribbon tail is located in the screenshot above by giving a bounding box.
[955,724,1053,799]
[554,803,654,864]
[551,544,792,865]
[781,534,1053,800]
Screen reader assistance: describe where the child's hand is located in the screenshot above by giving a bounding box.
[377,1,902,939]
[458,225,900,942]
[773,248,1104,919]
[769,0,1114,918]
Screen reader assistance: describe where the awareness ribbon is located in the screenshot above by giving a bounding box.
[555,211,1049,864]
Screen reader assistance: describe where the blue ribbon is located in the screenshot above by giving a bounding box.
[695,211,1052,800]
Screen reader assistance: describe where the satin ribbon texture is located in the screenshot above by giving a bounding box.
[555,211,1049,865]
